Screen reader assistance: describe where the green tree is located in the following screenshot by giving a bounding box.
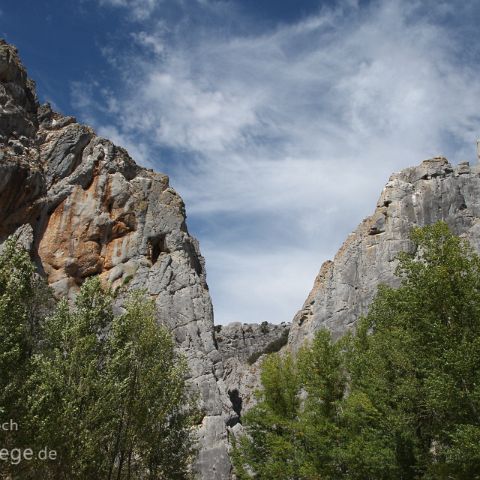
[234,222,480,479]
[350,222,480,478]
[296,330,350,479]
[0,238,52,478]
[26,280,197,479]
[102,292,197,479]
[0,240,197,479]
[232,353,306,479]
[26,277,115,478]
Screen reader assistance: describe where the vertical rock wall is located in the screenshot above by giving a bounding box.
[289,157,480,349]
[0,40,234,479]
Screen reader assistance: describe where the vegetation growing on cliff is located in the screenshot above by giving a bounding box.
[0,239,197,479]
[234,222,480,479]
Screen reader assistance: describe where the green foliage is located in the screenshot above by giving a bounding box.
[234,222,480,479]
[101,292,197,479]
[232,352,306,479]
[261,352,300,419]
[0,238,36,401]
[0,238,53,468]
[0,241,196,479]
[25,278,115,478]
[298,329,346,418]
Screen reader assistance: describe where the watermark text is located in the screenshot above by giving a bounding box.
[1,420,57,465]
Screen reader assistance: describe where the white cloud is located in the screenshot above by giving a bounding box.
[204,245,325,325]
[132,31,166,55]
[97,0,159,20]
[75,0,480,324]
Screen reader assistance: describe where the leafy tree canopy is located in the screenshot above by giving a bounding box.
[234,222,480,479]
[0,238,197,479]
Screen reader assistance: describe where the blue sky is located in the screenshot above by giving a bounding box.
[2,0,480,325]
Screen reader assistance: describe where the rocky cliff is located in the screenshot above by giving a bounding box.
[289,157,480,349]
[0,40,234,479]
[216,321,290,364]
[215,322,290,416]
[5,37,480,477]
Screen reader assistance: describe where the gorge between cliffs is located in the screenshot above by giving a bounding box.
[2,39,480,479]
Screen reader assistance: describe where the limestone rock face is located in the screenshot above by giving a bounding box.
[216,321,290,364]
[289,157,480,349]
[0,40,233,479]
[215,322,290,416]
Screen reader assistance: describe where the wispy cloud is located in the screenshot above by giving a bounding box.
[76,0,480,324]
[96,0,159,20]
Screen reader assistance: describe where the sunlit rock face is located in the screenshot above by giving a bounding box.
[289,156,480,349]
[0,39,234,479]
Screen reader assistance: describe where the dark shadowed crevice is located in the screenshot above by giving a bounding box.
[227,389,242,426]
[148,234,169,264]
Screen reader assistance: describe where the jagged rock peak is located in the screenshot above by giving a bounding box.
[0,40,234,479]
[0,40,38,140]
[289,155,480,349]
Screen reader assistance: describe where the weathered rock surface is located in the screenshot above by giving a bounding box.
[215,322,290,416]
[289,156,480,349]
[0,40,234,479]
[223,358,264,424]
[216,321,290,364]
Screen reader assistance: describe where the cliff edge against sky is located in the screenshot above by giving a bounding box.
[288,157,480,349]
[0,39,235,479]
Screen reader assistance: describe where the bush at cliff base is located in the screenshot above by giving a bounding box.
[0,238,198,480]
[233,222,480,480]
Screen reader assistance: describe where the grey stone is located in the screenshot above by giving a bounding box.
[0,223,34,255]
[0,40,234,479]
[216,322,291,417]
[216,322,290,364]
[289,156,480,349]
